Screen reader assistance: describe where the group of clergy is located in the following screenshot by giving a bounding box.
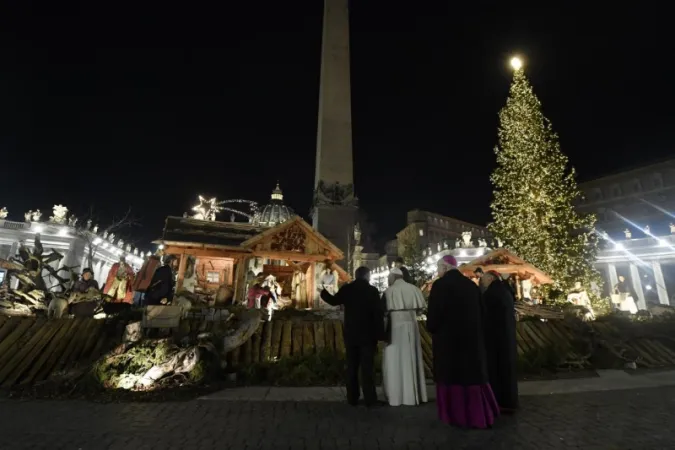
[321,255,518,430]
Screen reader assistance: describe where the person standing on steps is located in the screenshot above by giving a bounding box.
[394,257,414,284]
[321,266,384,407]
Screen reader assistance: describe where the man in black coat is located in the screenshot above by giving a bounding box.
[321,266,384,407]
[481,271,519,413]
[427,258,488,388]
[394,257,414,284]
[144,255,177,306]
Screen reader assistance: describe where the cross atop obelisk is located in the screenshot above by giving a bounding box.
[311,0,358,267]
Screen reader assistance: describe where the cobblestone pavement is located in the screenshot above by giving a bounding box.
[1,386,675,449]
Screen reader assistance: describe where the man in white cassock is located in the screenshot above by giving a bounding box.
[382,268,428,406]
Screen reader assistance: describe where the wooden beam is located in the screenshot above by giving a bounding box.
[163,245,246,259]
[307,262,315,309]
[176,254,187,290]
[249,250,331,263]
[160,240,248,251]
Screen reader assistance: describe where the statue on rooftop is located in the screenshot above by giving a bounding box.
[461,231,473,248]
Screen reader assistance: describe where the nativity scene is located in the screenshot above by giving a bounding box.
[157,185,350,313]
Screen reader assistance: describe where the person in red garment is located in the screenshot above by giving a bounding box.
[103,255,136,303]
[426,255,499,429]
[247,283,265,309]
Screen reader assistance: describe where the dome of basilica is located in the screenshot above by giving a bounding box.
[254,183,294,228]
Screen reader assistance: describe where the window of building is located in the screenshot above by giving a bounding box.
[632,179,641,193]
[653,173,663,189]
[206,271,220,284]
[611,184,622,198]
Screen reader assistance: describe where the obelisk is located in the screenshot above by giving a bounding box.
[312,0,358,268]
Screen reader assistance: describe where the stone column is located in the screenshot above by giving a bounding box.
[60,237,86,271]
[606,263,619,291]
[8,241,19,289]
[94,260,103,285]
[8,241,18,260]
[652,261,670,305]
[81,246,91,270]
[605,263,619,309]
[629,263,646,310]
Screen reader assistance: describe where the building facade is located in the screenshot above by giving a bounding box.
[577,158,675,238]
[596,232,675,309]
[576,158,675,307]
[0,219,144,290]
[396,209,491,256]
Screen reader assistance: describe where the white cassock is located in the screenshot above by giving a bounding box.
[382,278,428,406]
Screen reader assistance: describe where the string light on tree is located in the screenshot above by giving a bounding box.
[488,55,601,298]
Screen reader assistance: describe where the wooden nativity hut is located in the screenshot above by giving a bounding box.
[460,248,553,300]
[157,214,350,309]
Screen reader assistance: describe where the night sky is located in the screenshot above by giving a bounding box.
[1,3,673,251]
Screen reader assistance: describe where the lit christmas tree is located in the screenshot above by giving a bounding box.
[488,57,600,298]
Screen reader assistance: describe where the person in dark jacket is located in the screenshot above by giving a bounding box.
[427,255,499,429]
[321,266,384,407]
[480,270,519,413]
[73,268,99,293]
[394,257,414,284]
[144,255,177,306]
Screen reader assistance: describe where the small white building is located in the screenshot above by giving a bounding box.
[371,231,492,290]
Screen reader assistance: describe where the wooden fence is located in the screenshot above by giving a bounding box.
[224,318,675,373]
[0,316,115,388]
[3,315,675,388]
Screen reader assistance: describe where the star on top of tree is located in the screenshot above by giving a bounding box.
[192,195,222,221]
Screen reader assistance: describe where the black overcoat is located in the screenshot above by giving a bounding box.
[321,279,384,346]
[144,265,176,305]
[483,279,519,410]
[426,269,488,385]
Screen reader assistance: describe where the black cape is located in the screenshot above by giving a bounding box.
[144,265,176,305]
[427,269,488,385]
[483,279,519,410]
